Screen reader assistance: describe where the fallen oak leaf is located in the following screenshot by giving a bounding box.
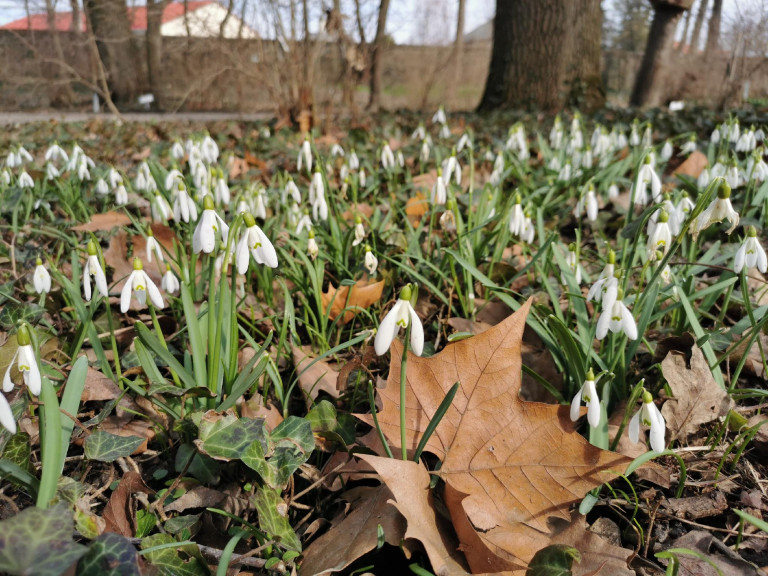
[322,279,385,324]
[71,211,131,232]
[356,299,633,567]
[358,454,470,576]
[103,470,154,537]
[292,345,339,401]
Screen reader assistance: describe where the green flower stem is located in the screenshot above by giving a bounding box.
[104,296,122,382]
[149,303,181,388]
[400,323,412,461]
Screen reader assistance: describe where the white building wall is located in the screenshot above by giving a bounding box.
[161,4,257,39]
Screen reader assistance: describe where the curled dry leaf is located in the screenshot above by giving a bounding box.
[673,150,708,180]
[299,485,407,576]
[356,300,633,568]
[660,344,733,442]
[103,471,154,537]
[322,279,385,325]
[405,191,429,226]
[164,486,227,513]
[81,367,122,402]
[71,211,131,232]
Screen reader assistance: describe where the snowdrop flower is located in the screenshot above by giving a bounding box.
[380,142,395,170]
[307,229,319,261]
[309,169,328,221]
[711,159,726,179]
[558,160,572,182]
[359,167,367,188]
[443,153,461,186]
[729,120,741,143]
[570,369,601,428]
[751,154,768,183]
[561,243,582,285]
[440,205,457,232]
[660,140,673,161]
[697,167,711,189]
[162,264,179,294]
[171,141,185,160]
[691,180,739,240]
[121,258,164,312]
[352,216,366,246]
[550,116,564,149]
[431,172,447,206]
[283,176,301,204]
[108,167,123,189]
[676,192,695,223]
[629,390,666,452]
[253,187,267,220]
[419,140,430,164]
[608,182,620,199]
[649,196,681,236]
[596,288,637,340]
[412,124,426,141]
[647,210,672,262]
[457,133,472,152]
[261,127,271,138]
[1,169,10,186]
[331,144,345,158]
[396,150,405,168]
[83,240,108,301]
[94,178,108,195]
[726,162,740,189]
[296,210,313,235]
[574,184,598,222]
[214,171,231,206]
[734,226,767,274]
[634,156,662,206]
[202,134,219,164]
[711,125,721,143]
[6,150,20,169]
[509,194,526,236]
[33,258,51,294]
[146,229,164,263]
[680,135,697,155]
[432,107,446,125]
[151,193,173,223]
[297,136,313,173]
[193,195,229,253]
[587,253,617,304]
[77,157,91,181]
[439,124,452,139]
[173,183,198,223]
[629,120,641,146]
[364,245,378,275]
[235,212,278,273]
[3,324,41,397]
[165,168,184,192]
[581,147,593,169]
[18,171,34,189]
[0,390,15,433]
[348,150,360,170]
[642,124,653,147]
[46,163,60,180]
[374,284,423,356]
[115,185,128,206]
[737,129,756,153]
[45,142,68,164]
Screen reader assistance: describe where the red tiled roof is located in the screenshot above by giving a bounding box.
[0,1,212,32]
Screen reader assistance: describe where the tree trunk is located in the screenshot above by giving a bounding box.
[478,0,573,111]
[563,0,604,110]
[704,0,722,54]
[146,0,168,109]
[367,0,391,112]
[45,0,76,105]
[83,0,138,106]
[446,0,466,110]
[70,0,81,33]
[630,1,693,107]
[689,0,708,52]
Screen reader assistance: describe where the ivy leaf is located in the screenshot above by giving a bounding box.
[194,411,266,461]
[75,533,142,576]
[253,486,301,552]
[84,430,144,462]
[0,503,87,576]
[140,534,210,576]
[526,545,581,576]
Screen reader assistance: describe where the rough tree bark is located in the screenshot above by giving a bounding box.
[478,0,602,111]
[704,0,722,54]
[630,0,694,107]
[70,0,81,33]
[146,0,169,109]
[689,0,709,52]
[678,6,691,49]
[367,0,391,112]
[45,0,75,105]
[446,0,466,110]
[83,0,139,105]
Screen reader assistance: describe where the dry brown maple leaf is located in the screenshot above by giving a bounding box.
[322,279,385,324]
[357,299,633,567]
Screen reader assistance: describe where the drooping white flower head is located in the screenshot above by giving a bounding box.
[171,141,185,160]
[0,390,15,434]
[432,106,446,125]
[680,135,697,155]
[146,230,164,263]
[629,390,666,452]
[235,212,278,274]
[162,265,180,294]
[32,257,51,295]
[431,173,447,206]
[46,163,61,181]
[647,209,672,262]
[570,369,601,428]
[596,287,637,341]
[439,123,452,139]
[660,140,673,162]
[45,142,68,164]
[283,176,301,204]
[193,195,229,254]
[3,324,41,397]
[381,142,395,170]
[364,245,378,275]
[734,226,768,274]
[457,133,472,152]
[412,124,426,141]
[352,216,366,247]
[296,210,313,235]
[561,243,582,285]
[309,169,328,221]
[18,171,34,189]
[298,136,313,173]
[120,258,164,312]
[374,285,424,356]
[587,251,616,304]
[574,184,598,222]
[634,155,662,206]
[173,182,198,223]
[202,134,219,164]
[307,230,319,261]
[691,180,739,240]
[115,185,128,206]
[151,193,173,223]
[348,150,360,170]
[83,240,108,302]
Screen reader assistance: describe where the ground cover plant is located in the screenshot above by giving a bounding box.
[0,107,768,575]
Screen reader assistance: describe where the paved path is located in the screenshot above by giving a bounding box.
[0,111,274,125]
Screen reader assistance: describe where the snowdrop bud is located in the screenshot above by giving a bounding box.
[162,264,180,294]
[629,389,666,453]
[352,215,366,246]
[364,244,378,275]
[570,368,601,428]
[33,258,51,294]
[307,229,319,261]
[146,229,164,263]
